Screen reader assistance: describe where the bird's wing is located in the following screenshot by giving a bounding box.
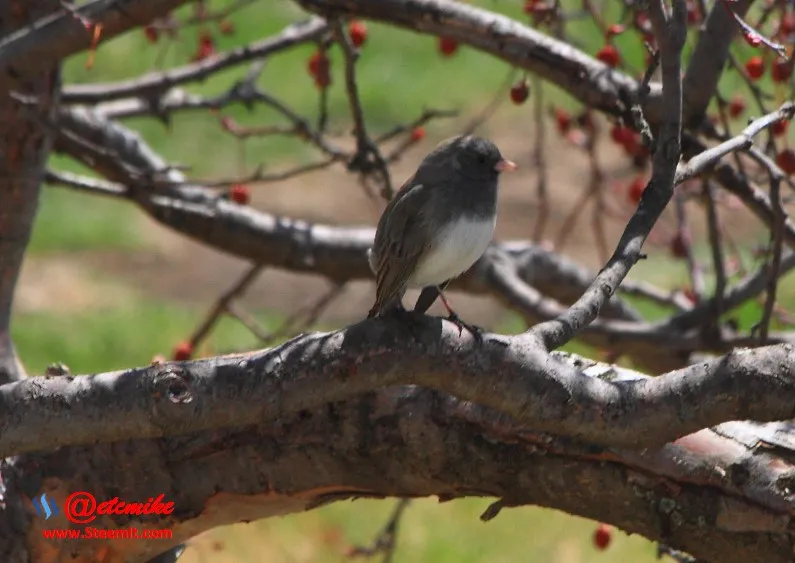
[370,181,432,315]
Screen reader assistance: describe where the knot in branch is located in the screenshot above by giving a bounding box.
[152,366,194,406]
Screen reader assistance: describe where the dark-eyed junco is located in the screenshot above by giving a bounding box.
[367,135,516,331]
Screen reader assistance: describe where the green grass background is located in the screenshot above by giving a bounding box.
[14,0,795,560]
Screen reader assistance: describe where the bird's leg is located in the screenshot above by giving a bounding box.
[437,290,483,339]
[413,280,450,315]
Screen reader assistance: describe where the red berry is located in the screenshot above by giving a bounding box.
[593,523,612,551]
[510,79,530,105]
[781,12,795,35]
[777,148,795,174]
[348,20,367,47]
[554,108,571,134]
[308,51,322,76]
[596,44,620,67]
[745,56,765,80]
[728,95,746,118]
[686,0,700,25]
[219,20,234,35]
[606,24,625,38]
[627,176,646,204]
[744,31,762,48]
[410,127,426,142]
[307,51,331,89]
[219,116,235,131]
[635,12,650,31]
[229,184,250,205]
[771,59,792,83]
[610,124,634,146]
[192,31,215,61]
[144,25,159,43]
[173,341,193,361]
[523,0,539,13]
[682,287,697,304]
[670,232,689,259]
[771,118,789,137]
[439,36,458,57]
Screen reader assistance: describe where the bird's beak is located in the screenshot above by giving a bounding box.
[495,159,517,173]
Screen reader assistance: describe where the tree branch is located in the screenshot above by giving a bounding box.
[0,0,193,91]
[4,358,795,562]
[295,0,661,122]
[0,0,64,384]
[681,0,753,125]
[1,313,794,457]
[60,17,329,104]
[530,0,687,350]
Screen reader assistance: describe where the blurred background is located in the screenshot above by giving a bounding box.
[18,0,794,560]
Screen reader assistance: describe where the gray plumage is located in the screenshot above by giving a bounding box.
[367,135,514,319]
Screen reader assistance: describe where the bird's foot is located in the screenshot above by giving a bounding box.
[371,305,425,341]
[446,312,483,341]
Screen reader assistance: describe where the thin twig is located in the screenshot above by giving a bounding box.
[676,102,795,184]
[44,169,127,198]
[347,499,411,563]
[188,265,265,351]
[674,191,705,299]
[332,19,393,199]
[531,77,549,243]
[702,180,727,323]
[462,68,516,135]
[758,176,786,342]
[62,18,329,104]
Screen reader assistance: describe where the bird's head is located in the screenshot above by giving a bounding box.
[431,135,517,180]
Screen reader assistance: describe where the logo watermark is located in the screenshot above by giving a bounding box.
[32,494,60,520]
[42,527,173,540]
[33,491,174,540]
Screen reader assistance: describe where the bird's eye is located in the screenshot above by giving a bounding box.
[478,155,487,164]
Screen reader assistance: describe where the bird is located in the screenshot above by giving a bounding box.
[366,134,516,332]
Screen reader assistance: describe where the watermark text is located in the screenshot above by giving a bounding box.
[42,527,173,540]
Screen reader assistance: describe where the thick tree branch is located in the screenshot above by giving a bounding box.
[0,1,64,385]
[0,310,794,457]
[4,359,795,562]
[0,0,193,91]
[296,0,659,121]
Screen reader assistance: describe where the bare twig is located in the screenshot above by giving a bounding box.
[676,102,795,183]
[462,68,516,135]
[531,78,549,242]
[187,264,264,353]
[532,0,688,350]
[758,176,786,342]
[674,192,705,299]
[0,0,194,91]
[346,499,411,563]
[45,168,127,198]
[376,108,457,144]
[61,18,329,104]
[702,180,727,322]
[332,19,393,199]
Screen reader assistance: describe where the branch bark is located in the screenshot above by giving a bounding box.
[4,371,795,562]
[0,0,63,385]
[0,0,193,91]
[1,314,794,458]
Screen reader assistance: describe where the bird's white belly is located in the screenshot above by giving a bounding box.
[408,215,495,288]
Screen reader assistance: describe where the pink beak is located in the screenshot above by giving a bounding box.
[495,158,517,173]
